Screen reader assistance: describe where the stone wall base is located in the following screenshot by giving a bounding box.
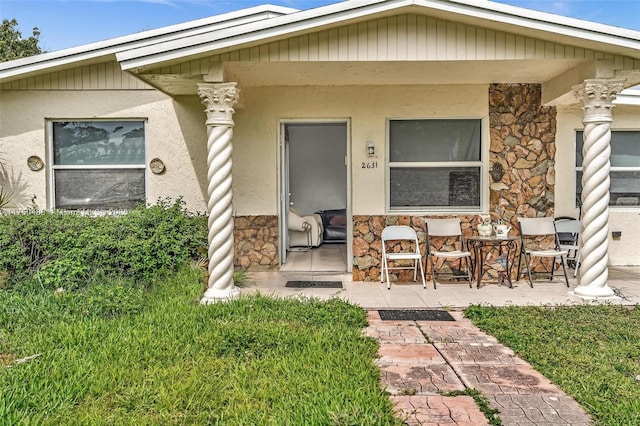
[234,215,279,271]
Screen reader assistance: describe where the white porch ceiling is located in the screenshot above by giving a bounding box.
[138,59,587,96]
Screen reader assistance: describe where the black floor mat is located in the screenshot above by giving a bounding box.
[285,281,343,288]
[378,309,455,321]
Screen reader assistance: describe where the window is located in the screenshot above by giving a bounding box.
[388,119,482,211]
[51,121,146,210]
[576,131,640,207]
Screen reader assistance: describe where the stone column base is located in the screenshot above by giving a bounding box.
[200,286,241,304]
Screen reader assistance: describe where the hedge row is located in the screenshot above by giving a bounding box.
[0,199,207,290]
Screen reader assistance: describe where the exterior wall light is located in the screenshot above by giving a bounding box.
[366,140,375,157]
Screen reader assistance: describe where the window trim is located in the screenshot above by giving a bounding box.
[386,117,486,213]
[575,129,640,210]
[47,119,148,211]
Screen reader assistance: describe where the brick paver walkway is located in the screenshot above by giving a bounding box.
[366,310,591,426]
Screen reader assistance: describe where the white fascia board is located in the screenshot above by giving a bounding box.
[118,0,640,71]
[444,0,640,49]
[117,0,410,69]
[0,5,297,82]
[614,88,640,105]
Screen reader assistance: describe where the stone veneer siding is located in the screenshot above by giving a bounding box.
[233,215,279,270]
[352,83,557,281]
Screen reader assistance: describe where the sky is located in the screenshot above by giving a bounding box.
[1,0,639,53]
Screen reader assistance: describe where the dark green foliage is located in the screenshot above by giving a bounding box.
[465,304,640,426]
[0,198,207,290]
[0,18,43,62]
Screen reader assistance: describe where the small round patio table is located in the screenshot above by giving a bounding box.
[467,236,518,288]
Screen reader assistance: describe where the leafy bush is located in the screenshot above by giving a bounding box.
[0,198,207,290]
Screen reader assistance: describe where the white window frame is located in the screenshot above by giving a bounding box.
[575,129,640,209]
[386,117,486,213]
[47,119,148,211]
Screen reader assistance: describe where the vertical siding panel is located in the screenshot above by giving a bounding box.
[406,14,417,60]
[505,33,515,58]
[266,42,277,62]
[378,18,388,60]
[485,30,496,59]
[456,23,466,59]
[367,20,378,60]
[475,27,485,59]
[465,26,478,59]
[327,28,339,60]
[387,16,398,60]
[278,40,288,61]
[318,31,331,61]
[50,72,59,89]
[66,70,74,89]
[96,63,105,89]
[436,18,447,59]
[514,35,525,59]
[534,40,545,58]
[357,22,367,60]
[170,64,180,74]
[426,17,436,59]
[338,26,349,60]
[80,66,89,89]
[298,34,309,60]
[445,21,456,60]
[554,44,565,59]
[289,37,299,61]
[190,59,201,73]
[309,32,321,61]
[416,15,427,60]
[259,44,269,61]
[249,46,260,61]
[43,73,51,89]
[396,15,408,60]
[544,41,555,58]
[623,56,634,69]
[347,24,358,60]
[564,46,575,59]
[525,38,536,59]
[238,48,249,61]
[494,32,505,59]
[584,49,595,59]
[105,63,114,89]
[33,76,43,89]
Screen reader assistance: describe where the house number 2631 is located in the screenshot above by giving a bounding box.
[361,161,378,169]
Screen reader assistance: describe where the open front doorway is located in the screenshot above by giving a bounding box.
[279,121,350,272]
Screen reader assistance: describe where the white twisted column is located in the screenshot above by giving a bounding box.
[572,79,624,299]
[197,83,241,304]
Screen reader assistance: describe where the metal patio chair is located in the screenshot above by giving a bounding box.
[380,225,427,290]
[516,217,569,287]
[425,218,473,288]
[554,217,581,277]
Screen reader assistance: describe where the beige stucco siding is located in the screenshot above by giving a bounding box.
[556,103,640,265]
[0,90,208,212]
[231,84,489,216]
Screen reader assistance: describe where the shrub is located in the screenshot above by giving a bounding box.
[0,198,207,290]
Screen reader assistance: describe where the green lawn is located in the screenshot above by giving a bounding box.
[465,304,640,426]
[1,266,402,425]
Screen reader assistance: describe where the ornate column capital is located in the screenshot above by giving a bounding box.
[573,79,625,123]
[197,82,240,126]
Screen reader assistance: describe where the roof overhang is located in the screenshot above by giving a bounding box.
[115,0,640,73]
[0,5,298,82]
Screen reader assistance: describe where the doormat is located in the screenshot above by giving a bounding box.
[378,309,455,321]
[285,281,343,288]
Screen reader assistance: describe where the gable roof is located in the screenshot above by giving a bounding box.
[1,0,638,84]
[0,4,298,81]
[115,0,640,72]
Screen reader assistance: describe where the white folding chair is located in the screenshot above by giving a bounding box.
[380,225,426,290]
[425,218,473,288]
[554,218,581,277]
[516,217,569,287]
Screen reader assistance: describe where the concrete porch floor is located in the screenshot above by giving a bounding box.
[240,266,640,309]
